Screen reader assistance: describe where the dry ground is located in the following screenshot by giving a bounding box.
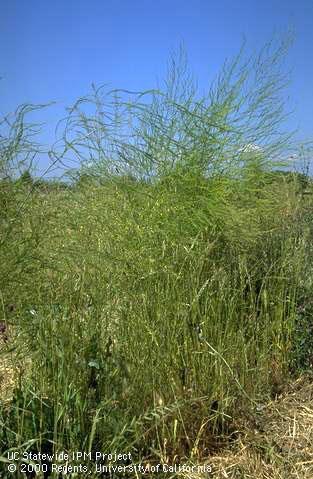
[0,335,16,404]
[192,376,313,479]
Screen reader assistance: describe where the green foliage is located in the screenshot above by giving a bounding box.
[1,37,313,476]
[292,298,313,372]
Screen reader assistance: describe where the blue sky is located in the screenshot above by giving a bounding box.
[1,0,312,174]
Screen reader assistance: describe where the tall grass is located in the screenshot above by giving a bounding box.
[1,38,313,477]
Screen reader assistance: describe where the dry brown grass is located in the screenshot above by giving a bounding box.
[181,376,313,478]
[0,337,16,404]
